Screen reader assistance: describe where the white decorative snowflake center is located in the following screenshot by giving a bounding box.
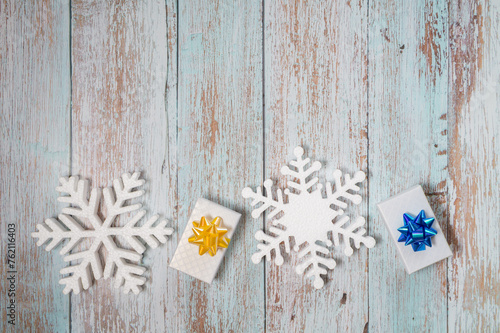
[242,146,376,289]
[32,172,173,295]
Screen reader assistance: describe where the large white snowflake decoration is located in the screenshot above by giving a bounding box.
[32,172,173,295]
[242,147,376,289]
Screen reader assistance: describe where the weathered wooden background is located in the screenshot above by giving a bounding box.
[1,0,499,332]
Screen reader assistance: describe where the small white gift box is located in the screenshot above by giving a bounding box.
[377,185,452,274]
[169,198,241,283]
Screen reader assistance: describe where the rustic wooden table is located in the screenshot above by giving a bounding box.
[1,1,499,332]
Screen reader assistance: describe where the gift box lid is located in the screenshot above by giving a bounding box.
[377,185,452,274]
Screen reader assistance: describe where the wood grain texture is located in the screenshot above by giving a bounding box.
[176,0,264,331]
[368,0,449,331]
[448,1,500,331]
[70,1,175,331]
[264,1,370,331]
[162,0,181,331]
[0,1,71,332]
[1,0,499,331]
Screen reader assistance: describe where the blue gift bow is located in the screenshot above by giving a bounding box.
[397,210,437,252]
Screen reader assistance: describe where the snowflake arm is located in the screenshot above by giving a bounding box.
[102,172,145,228]
[121,211,174,254]
[56,176,102,228]
[32,214,85,255]
[251,227,290,266]
[281,146,322,193]
[102,212,174,294]
[102,236,146,295]
[242,179,285,220]
[59,240,103,294]
[295,242,336,289]
[325,169,366,213]
[330,216,376,256]
[32,211,101,294]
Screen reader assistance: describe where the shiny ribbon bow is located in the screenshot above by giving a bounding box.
[188,216,230,256]
[398,210,437,252]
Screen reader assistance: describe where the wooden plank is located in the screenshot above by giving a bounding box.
[176,0,264,331]
[0,1,71,332]
[70,1,177,331]
[448,1,500,331]
[162,1,181,331]
[263,1,370,331]
[367,0,449,331]
[4,1,499,331]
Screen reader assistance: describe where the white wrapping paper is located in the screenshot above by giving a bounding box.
[377,185,452,274]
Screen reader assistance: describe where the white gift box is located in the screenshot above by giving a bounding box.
[377,185,452,274]
[169,198,241,283]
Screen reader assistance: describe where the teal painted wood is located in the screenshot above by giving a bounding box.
[368,0,449,331]
[176,0,265,331]
[0,1,71,332]
[448,1,500,331]
[69,1,176,331]
[1,0,500,331]
[264,1,370,331]
[162,0,181,331]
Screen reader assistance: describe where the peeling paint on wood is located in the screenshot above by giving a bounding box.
[448,1,500,331]
[70,1,176,331]
[264,1,369,331]
[1,0,498,331]
[0,1,71,332]
[176,0,264,331]
[368,0,449,331]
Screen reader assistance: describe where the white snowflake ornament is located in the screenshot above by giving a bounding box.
[242,146,376,289]
[32,172,173,295]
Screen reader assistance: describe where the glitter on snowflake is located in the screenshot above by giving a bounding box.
[242,146,376,289]
[32,172,173,295]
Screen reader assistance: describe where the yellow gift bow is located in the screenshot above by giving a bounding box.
[188,216,230,256]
